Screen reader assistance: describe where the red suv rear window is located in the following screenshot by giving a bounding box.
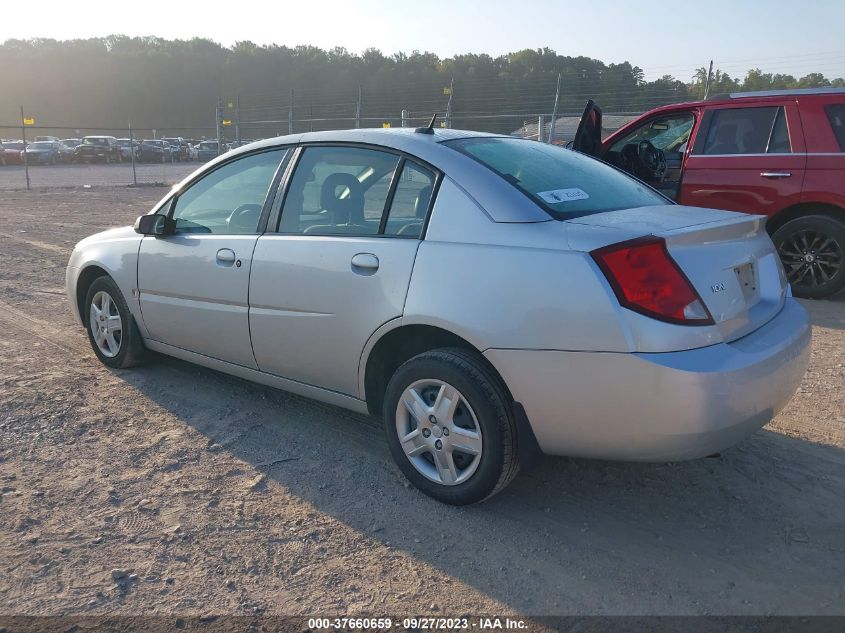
[825,104,845,151]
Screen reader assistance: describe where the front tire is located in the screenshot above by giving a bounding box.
[772,214,845,299]
[382,348,520,505]
[84,276,146,368]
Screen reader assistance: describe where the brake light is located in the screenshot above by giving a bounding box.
[591,237,713,325]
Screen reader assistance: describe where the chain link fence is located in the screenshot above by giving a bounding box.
[0,126,214,190]
[2,76,651,190]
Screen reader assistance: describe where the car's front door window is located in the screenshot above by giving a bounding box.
[171,149,286,234]
[610,114,695,154]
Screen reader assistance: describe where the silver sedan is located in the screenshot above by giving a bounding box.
[66,127,811,504]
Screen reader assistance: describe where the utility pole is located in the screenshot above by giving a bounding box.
[703,60,714,99]
[288,89,294,135]
[20,106,29,191]
[445,77,454,129]
[355,85,362,129]
[548,72,561,144]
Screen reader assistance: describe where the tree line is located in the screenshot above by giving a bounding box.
[2,37,843,136]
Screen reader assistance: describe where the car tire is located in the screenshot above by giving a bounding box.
[84,276,146,369]
[772,214,845,299]
[382,347,520,505]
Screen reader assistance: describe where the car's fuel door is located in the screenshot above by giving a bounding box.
[572,100,603,157]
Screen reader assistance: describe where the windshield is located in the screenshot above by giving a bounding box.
[200,142,217,149]
[29,142,52,149]
[83,138,108,145]
[5,142,24,150]
[445,137,669,219]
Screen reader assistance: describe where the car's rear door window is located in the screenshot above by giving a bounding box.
[445,137,668,219]
[278,146,401,235]
[825,104,845,151]
[383,160,436,238]
[699,106,791,155]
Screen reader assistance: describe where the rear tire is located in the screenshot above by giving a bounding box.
[84,276,146,368]
[772,214,845,299]
[382,348,520,505]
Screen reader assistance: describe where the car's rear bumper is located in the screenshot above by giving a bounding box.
[484,298,811,461]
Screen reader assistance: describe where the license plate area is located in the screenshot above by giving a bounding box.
[734,261,759,304]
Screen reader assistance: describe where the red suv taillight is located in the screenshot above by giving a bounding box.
[591,237,714,326]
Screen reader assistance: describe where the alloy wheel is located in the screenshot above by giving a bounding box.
[778,228,842,289]
[395,379,483,486]
[89,290,123,357]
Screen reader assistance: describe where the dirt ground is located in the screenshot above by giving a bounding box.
[0,187,843,619]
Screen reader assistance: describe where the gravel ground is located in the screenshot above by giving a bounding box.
[0,187,843,619]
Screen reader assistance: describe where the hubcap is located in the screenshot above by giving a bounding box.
[89,291,123,358]
[395,379,483,486]
[779,229,842,289]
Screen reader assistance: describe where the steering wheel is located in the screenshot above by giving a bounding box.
[227,203,263,230]
[637,140,667,181]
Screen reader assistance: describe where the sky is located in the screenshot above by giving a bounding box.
[5,0,845,81]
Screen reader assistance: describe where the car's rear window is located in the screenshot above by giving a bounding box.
[444,137,668,219]
[825,104,845,151]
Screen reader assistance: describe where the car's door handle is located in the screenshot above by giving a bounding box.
[216,248,236,266]
[351,253,379,274]
[760,171,792,179]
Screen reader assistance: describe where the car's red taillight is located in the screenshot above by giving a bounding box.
[591,237,714,325]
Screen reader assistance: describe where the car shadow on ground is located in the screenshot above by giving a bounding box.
[115,351,845,616]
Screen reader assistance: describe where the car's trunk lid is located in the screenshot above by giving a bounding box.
[567,205,788,343]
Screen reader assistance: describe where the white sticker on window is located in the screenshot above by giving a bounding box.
[536,187,590,203]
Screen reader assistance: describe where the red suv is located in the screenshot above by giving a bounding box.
[573,88,845,298]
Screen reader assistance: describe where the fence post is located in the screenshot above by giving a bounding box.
[235,95,241,144]
[215,101,223,157]
[355,85,362,129]
[445,77,454,129]
[537,115,545,142]
[288,89,294,135]
[401,109,409,128]
[128,118,137,186]
[20,106,30,191]
[548,72,561,144]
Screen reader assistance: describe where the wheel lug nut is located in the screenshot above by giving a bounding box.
[428,415,437,424]
[435,439,443,450]
[422,428,431,438]
[442,427,449,436]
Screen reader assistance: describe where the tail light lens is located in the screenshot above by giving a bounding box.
[591,237,714,325]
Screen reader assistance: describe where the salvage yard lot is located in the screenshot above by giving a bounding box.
[0,187,843,617]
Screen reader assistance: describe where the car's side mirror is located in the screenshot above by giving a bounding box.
[134,214,175,236]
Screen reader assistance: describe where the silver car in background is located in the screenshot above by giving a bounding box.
[66,128,811,504]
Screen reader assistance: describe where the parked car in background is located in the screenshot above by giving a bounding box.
[73,136,122,164]
[116,138,140,162]
[138,140,173,163]
[195,140,220,162]
[162,137,188,161]
[573,87,845,298]
[23,140,62,165]
[66,128,810,505]
[1,140,25,165]
[58,139,79,163]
